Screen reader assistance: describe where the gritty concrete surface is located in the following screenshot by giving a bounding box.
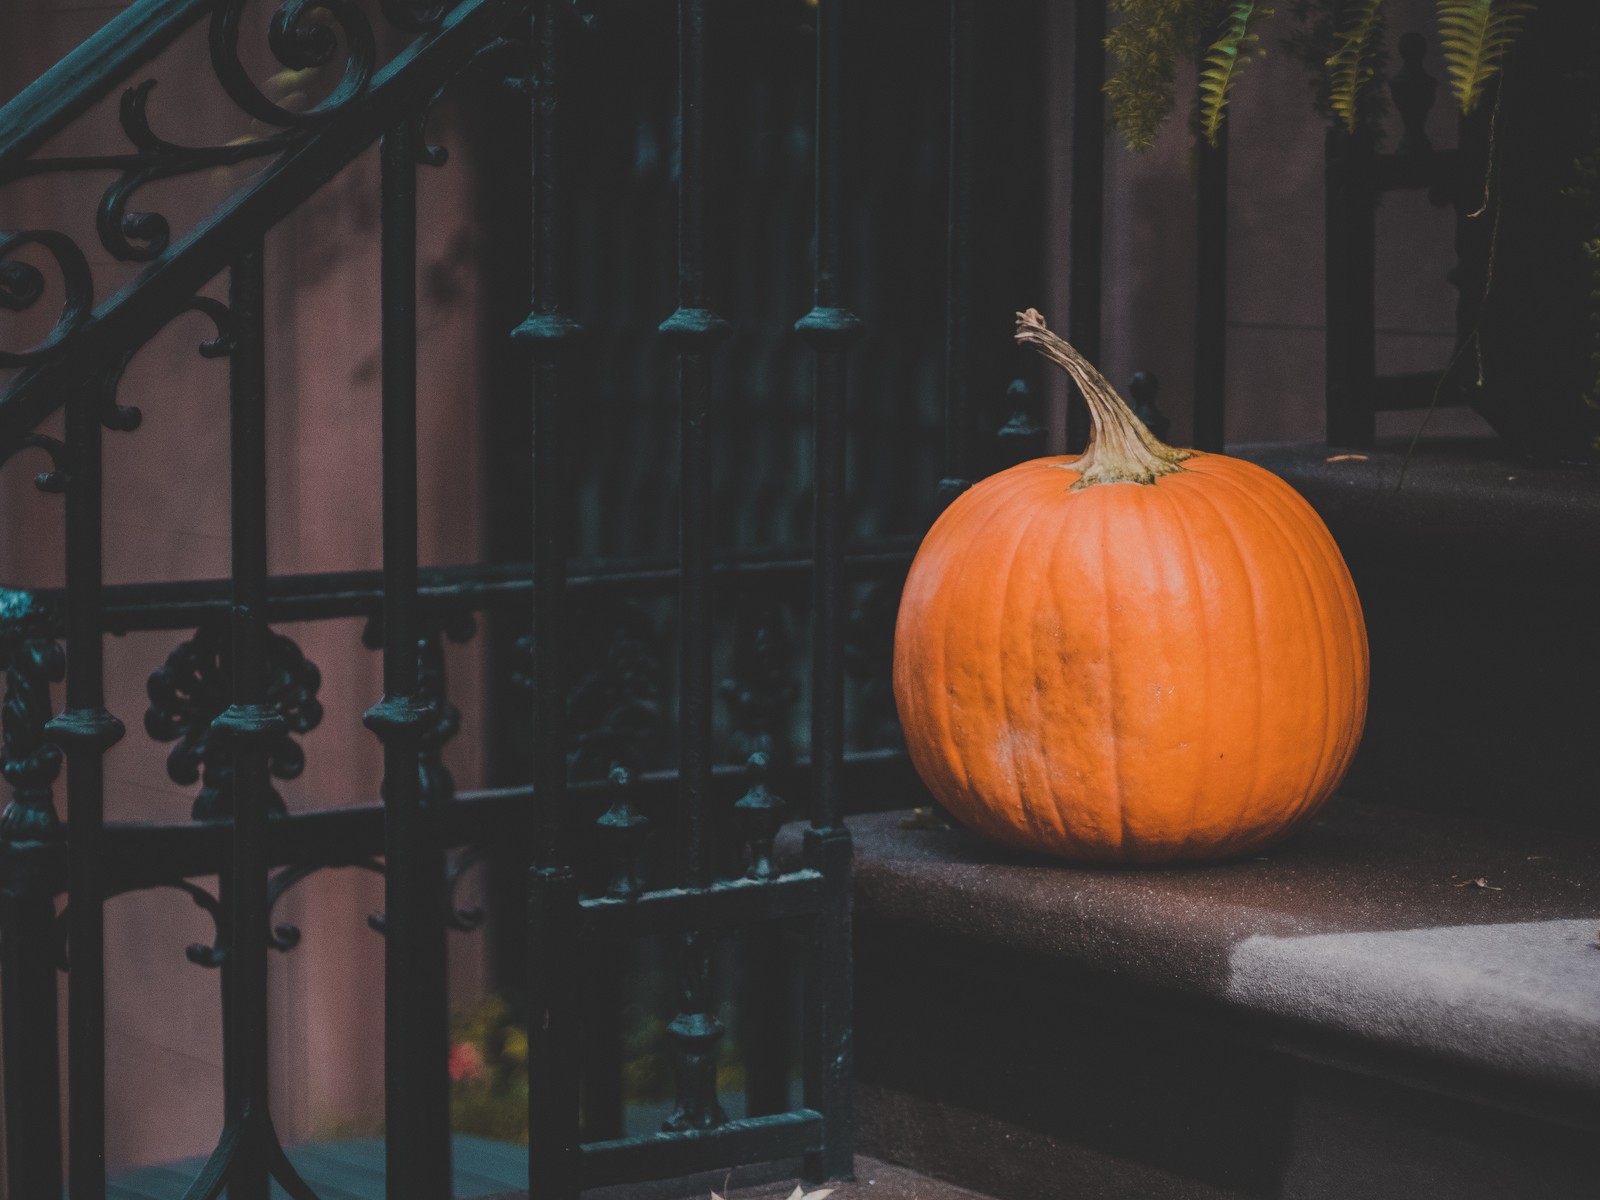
[481,1154,996,1200]
[1235,440,1600,586]
[817,797,1600,1097]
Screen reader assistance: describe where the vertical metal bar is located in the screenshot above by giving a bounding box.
[514,1,583,1195]
[365,124,450,1200]
[795,0,859,1182]
[939,0,974,503]
[1194,123,1228,452]
[210,239,281,1200]
[1,614,65,1200]
[661,0,732,1136]
[579,951,626,1141]
[1066,0,1106,452]
[48,366,126,1200]
[1325,126,1377,448]
[1,890,63,1200]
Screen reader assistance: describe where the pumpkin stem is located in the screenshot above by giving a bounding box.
[1015,308,1193,489]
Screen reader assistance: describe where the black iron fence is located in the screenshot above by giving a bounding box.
[0,0,1477,1197]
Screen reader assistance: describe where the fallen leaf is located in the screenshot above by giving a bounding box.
[1452,877,1503,891]
[899,806,950,832]
[1325,453,1369,462]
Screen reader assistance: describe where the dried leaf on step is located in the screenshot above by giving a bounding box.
[1325,453,1370,462]
[899,807,950,832]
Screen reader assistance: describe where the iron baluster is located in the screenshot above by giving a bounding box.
[589,761,645,1144]
[794,0,859,1182]
[0,590,66,1200]
[1194,75,1228,453]
[596,763,649,901]
[513,0,583,1193]
[1067,0,1106,452]
[938,0,975,509]
[722,597,797,1120]
[734,752,785,885]
[996,378,1046,464]
[45,364,127,1200]
[1,591,65,842]
[661,0,733,1137]
[415,613,473,805]
[190,242,320,1200]
[363,120,451,1200]
[1128,371,1172,443]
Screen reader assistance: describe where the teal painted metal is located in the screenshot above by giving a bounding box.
[107,1136,527,1200]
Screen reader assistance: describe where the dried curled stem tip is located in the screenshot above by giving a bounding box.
[1015,308,1191,489]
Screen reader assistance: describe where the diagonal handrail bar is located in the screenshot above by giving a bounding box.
[0,0,521,465]
[0,0,214,173]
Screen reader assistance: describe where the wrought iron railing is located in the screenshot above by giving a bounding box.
[0,0,1047,1195]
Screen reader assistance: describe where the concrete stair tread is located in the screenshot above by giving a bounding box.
[831,796,1600,1100]
[479,1154,997,1200]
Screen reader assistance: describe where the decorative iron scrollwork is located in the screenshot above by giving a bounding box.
[0,0,463,371]
[720,594,799,767]
[56,879,225,971]
[209,0,380,131]
[445,844,487,931]
[364,846,480,936]
[267,859,385,951]
[515,599,666,781]
[0,230,95,367]
[145,620,324,820]
[0,590,66,844]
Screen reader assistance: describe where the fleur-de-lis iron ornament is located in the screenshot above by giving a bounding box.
[145,619,323,820]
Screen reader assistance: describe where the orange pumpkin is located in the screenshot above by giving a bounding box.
[892,310,1368,863]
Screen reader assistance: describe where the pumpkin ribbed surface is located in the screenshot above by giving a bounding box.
[893,451,1369,864]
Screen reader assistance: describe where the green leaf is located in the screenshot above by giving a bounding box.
[1105,0,1207,152]
[1326,0,1387,133]
[1436,0,1532,116]
[1199,2,1275,147]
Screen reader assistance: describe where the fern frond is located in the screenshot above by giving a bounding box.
[1199,2,1275,147]
[1105,0,1213,151]
[1436,0,1532,115]
[1326,0,1387,133]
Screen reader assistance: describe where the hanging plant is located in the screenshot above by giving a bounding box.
[1198,3,1274,146]
[1324,0,1386,133]
[1436,0,1534,115]
[1104,0,1213,152]
[1104,0,1533,149]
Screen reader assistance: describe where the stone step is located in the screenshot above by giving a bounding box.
[482,1154,997,1200]
[835,800,1600,1200]
[1237,440,1599,834]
